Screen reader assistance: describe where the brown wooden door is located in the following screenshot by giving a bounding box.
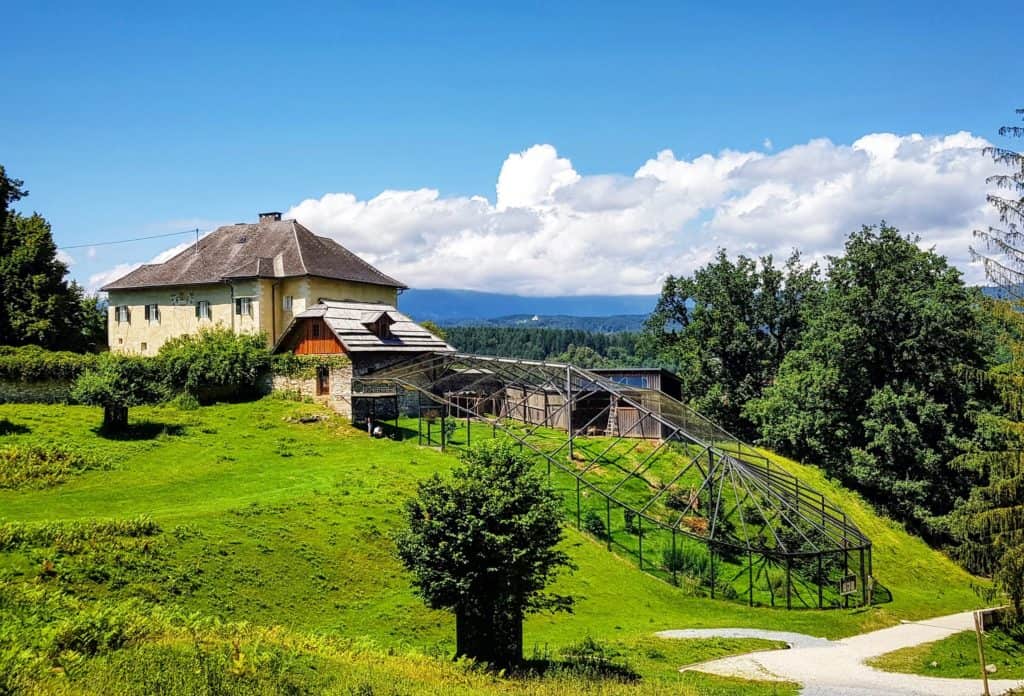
[316,366,329,396]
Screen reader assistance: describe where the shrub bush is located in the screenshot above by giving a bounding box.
[661,543,710,577]
[0,345,99,382]
[623,509,643,536]
[582,510,606,540]
[159,329,270,403]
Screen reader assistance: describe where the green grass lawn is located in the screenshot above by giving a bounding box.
[867,628,1024,680]
[0,398,991,693]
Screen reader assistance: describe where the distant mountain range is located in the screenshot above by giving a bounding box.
[442,314,648,331]
[398,288,658,328]
[397,286,1012,334]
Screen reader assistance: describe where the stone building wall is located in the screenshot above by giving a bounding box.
[271,362,354,418]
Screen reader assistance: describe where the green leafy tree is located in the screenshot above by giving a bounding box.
[953,109,1024,620]
[0,165,103,352]
[639,250,821,436]
[747,224,987,535]
[395,441,573,667]
[70,353,166,430]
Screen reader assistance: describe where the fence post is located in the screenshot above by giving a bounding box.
[566,366,574,462]
[748,550,754,606]
[786,557,792,610]
[606,498,611,551]
[672,528,678,586]
[710,546,716,599]
[860,547,867,607]
[576,477,581,530]
[638,515,643,570]
[818,554,823,609]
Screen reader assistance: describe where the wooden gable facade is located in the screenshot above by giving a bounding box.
[290,318,346,355]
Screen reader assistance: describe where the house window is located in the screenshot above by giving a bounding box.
[144,304,160,323]
[141,342,148,352]
[234,297,253,317]
[283,295,293,312]
[115,305,130,323]
[311,322,322,338]
[195,300,211,320]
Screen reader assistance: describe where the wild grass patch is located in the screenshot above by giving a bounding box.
[0,444,110,489]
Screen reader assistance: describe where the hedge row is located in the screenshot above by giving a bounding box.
[1,330,351,403]
[0,345,99,382]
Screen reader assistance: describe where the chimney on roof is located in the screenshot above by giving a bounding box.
[259,211,282,222]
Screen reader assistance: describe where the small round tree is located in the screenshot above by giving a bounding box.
[71,353,165,430]
[395,441,573,668]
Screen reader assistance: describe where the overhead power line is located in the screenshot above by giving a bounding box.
[58,228,202,251]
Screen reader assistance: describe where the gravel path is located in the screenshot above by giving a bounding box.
[658,610,1024,695]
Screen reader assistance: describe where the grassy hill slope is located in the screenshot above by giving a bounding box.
[0,399,986,693]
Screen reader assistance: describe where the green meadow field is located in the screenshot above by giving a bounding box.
[0,398,987,694]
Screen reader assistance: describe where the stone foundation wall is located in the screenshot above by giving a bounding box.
[0,379,74,404]
[271,363,354,418]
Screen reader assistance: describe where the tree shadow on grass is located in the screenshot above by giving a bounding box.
[95,422,187,441]
[517,638,640,683]
[0,419,30,435]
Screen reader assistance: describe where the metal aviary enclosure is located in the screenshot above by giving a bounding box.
[357,352,877,610]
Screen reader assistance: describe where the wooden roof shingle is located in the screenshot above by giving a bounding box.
[275,300,455,354]
[101,218,405,291]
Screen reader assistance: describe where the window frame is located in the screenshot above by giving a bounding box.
[234,297,254,317]
[144,304,160,324]
[196,300,211,320]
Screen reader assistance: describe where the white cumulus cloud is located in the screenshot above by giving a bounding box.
[93,133,999,296]
[285,133,997,294]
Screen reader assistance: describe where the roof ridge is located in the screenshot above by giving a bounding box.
[292,220,309,275]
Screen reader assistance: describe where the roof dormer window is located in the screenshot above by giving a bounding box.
[361,310,394,339]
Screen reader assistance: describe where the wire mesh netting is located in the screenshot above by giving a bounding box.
[357,352,876,610]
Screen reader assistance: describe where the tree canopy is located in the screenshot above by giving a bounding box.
[395,441,572,667]
[953,109,1024,621]
[0,165,105,352]
[746,224,988,536]
[70,353,166,430]
[639,250,821,437]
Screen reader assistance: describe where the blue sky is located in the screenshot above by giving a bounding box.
[2,2,1015,294]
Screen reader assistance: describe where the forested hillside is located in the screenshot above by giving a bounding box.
[445,326,643,367]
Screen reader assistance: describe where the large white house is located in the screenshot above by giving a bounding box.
[102,212,406,355]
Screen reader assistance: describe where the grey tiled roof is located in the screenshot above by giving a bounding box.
[275,300,455,354]
[101,219,405,291]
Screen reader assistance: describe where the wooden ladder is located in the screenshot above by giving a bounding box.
[607,397,619,436]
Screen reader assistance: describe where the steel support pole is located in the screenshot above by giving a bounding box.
[860,547,867,607]
[710,547,716,599]
[638,515,643,570]
[566,366,574,461]
[576,477,581,529]
[786,557,792,610]
[672,529,678,586]
[748,550,754,606]
[606,497,612,551]
[818,555,823,609]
